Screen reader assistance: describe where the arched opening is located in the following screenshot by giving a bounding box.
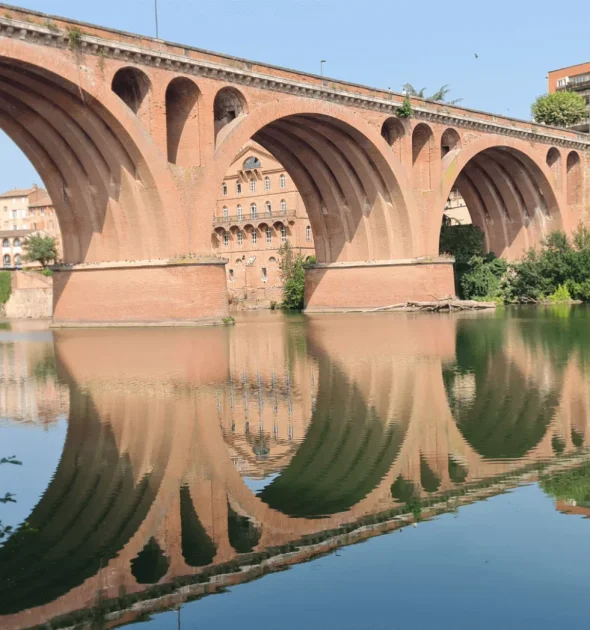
[412,123,434,191]
[130,537,169,584]
[441,128,461,157]
[214,87,246,139]
[566,151,582,206]
[546,147,561,187]
[381,116,405,161]
[165,77,200,167]
[441,146,561,260]
[3,253,11,267]
[111,67,151,116]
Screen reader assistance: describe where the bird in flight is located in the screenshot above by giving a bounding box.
[474,53,479,59]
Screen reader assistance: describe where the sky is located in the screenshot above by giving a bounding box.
[1,0,589,192]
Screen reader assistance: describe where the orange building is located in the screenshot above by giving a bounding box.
[548,62,590,132]
[213,142,315,307]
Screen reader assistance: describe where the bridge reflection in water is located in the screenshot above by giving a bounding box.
[1,310,589,629]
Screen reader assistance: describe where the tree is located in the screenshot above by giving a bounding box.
[531,91,588,127]
[402,83,462,105]
[22,234,58,268]
[278,240,305,310]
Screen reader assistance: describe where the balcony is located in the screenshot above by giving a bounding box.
[213,208,296,229]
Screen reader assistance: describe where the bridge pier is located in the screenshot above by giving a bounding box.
[51,260,229,327]
[304,258,456,312]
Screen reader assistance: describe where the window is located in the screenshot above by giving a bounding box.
[306,226,311,242]
[244,156,262,170]
[12,225,17,230]
[265,177,271,190]
[250,203,257,219]
[222,183,227,196]
[269,256,277,263]
[2,206,6,212]
[265,201,272,216]
[13,238,20,247]
[266,228,272,244]
[2,238,8,247]
[250,179,256,192]
[261,267,267,281]
[280,174,286,188]
[236,182,242,194]
[49,221,54,229]
[252,231,257,244]
[223,232,229,247]
[237,230,243,246]
[237,204,243,219]
[3,254,10,268]
[21,209,27,218]
[281,199,287,214]
[281,227,287,243]
[229,269,234,281]
[11,209,17,218]
[223,206,229,219]
[14,254,21,268]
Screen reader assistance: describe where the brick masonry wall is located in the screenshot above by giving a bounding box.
[5,287,52,318]
[305,262,456,310]
[52,264,229,326]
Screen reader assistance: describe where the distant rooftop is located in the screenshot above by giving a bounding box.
[28,193,53,208]
[0,185,42,200]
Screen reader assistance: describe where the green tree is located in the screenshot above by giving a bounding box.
[22,234,58,268]
[278,241,305,310]
[531,91,588,127]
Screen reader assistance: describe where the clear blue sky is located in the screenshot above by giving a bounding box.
[1,0,589,192]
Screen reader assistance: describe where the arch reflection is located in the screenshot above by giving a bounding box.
[0,310,589,629]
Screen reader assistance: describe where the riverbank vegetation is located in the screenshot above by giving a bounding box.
[440,222,590,304]
[278,241,306,310]
[0,271,11,304]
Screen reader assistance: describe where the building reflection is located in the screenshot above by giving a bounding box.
[1,310,590,629]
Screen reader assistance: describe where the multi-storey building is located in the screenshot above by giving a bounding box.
[548,62,590,132]
[0,185,61,268]
[213,142,315,306]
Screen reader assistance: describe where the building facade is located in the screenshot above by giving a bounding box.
[548,62,590,133]
[1,185,61,268]
[213,142,315,307]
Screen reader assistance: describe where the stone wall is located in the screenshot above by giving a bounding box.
[3,271,53,319]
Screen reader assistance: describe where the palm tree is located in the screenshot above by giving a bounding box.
[402,83,462,105]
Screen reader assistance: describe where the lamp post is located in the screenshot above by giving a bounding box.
[320,60,326,77]
[154,0,159,38]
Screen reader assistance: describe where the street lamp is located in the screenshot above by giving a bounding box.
[320,60,326,77]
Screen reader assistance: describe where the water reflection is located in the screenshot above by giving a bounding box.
[0,309,589,629]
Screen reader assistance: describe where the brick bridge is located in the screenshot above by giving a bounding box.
[0,4,589,324]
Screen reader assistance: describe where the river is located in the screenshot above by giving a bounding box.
[1,307,590,629]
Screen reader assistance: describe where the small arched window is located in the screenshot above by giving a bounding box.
[281,199,287,214]
[236,181,242,194]
[281,227,287,243]
[13,238,20,247]
[244,156,262,170]
[266,228,272,244]
[237,204,243,219]
[252,230,257,244]
[306,226,311,242]
[269,256,277,264]
[223,206,229,219]
[265,201,272,216]
[280,174,286,188]
[250,203,257,219]
[265,177,271,191]
[2,238,9,248]
[237,230,243,246]
[250,179,256,192]
[3,254,11,267]
[222,183,227,196]
[14,254,21,268]
[223,232,229,247]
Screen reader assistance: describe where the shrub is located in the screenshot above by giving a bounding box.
[278,241,305,310]
[222,316,235,326]
[460,255,508,300]
[531,91,588,127]
[548,284,571,304]
[439,224,486,297]
[396,96,413,118]
[0,271,11,304]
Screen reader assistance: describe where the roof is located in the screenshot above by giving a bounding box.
[548,61,590,75]
[28,193,53,208]
[0,187,38,200]
[0,229,35,238]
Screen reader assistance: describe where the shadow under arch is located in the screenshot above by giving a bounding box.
[443,318,560,460]
[256,353,410,517]
[0,384,169,616]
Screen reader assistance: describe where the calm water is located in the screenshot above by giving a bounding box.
[1,308,590,629]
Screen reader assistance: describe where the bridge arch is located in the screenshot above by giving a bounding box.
[0,41,181,264]
[433,136,569,259]
[205,98,420,263]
